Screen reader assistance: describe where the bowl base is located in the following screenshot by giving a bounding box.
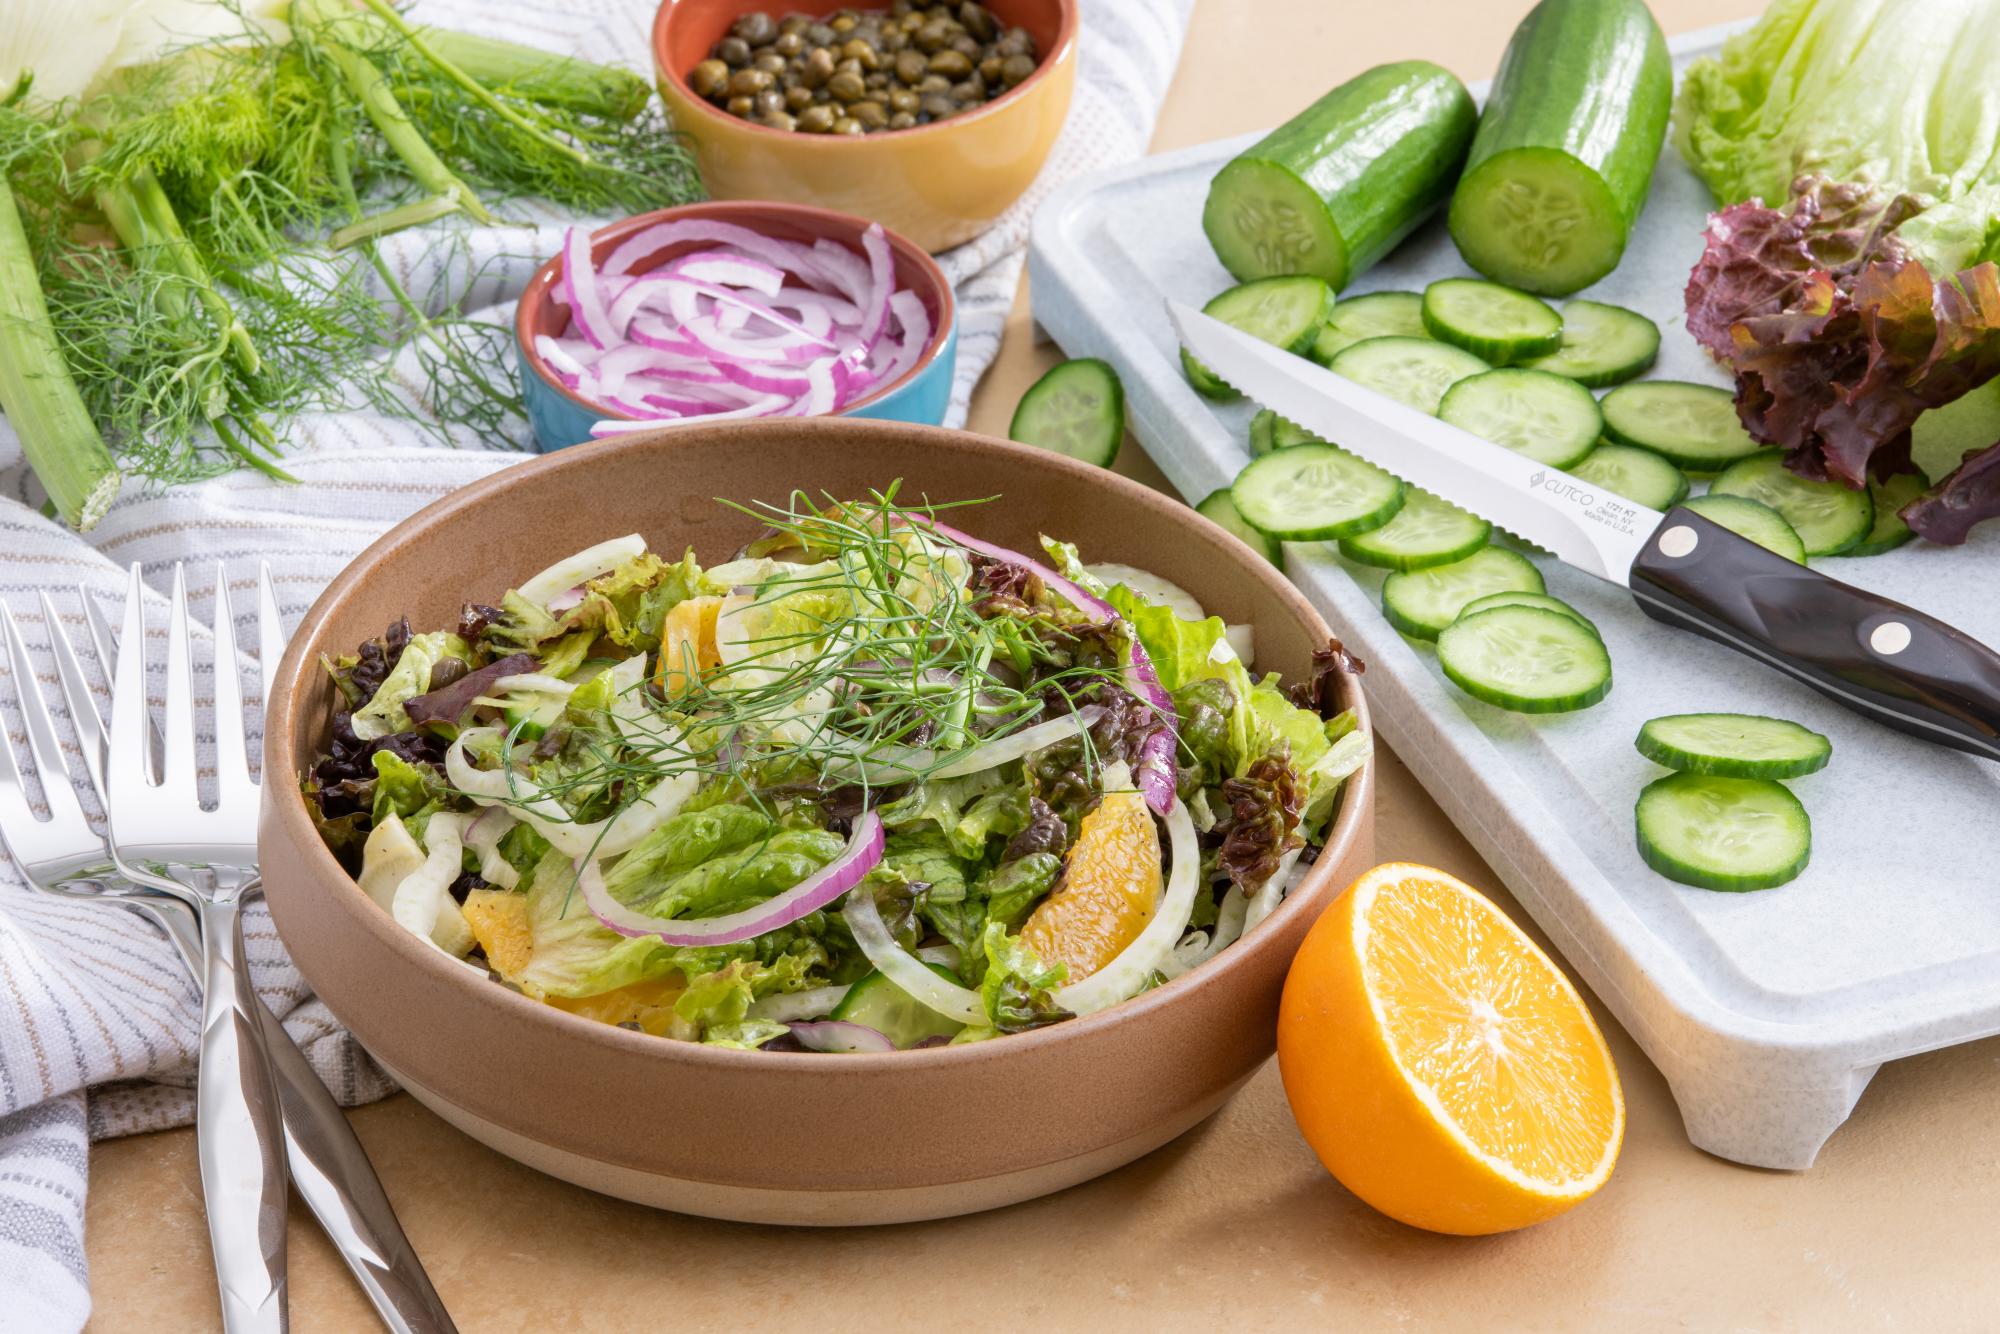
[380,1055,1250,1226]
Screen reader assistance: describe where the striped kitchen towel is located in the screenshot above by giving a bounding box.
[0,0,1191,1327]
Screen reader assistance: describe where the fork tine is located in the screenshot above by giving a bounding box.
[0,603,87,830]
[257,562,283,713]
[40,592,108,801]
[110,563,155,799]
[82,584,166,777]
[160,564,197,792]
[0,618,36,829]
[209,565,254,802]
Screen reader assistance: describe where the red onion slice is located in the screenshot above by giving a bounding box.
[579,811,884,945]
[857,223,895,349]
[562,227,613,350]
[668,251,785,296]
[787,1020,896,1054]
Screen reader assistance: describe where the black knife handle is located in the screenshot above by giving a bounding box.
[1629,508,2000,762]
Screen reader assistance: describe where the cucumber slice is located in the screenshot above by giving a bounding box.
[1635,713,1831,779]
[1381,545,1544,640]
[1680,495,1806,564]
[1522,300,1661,387]
[1181,275,1337,402]
[1337,486,1491,571]
[1456,590,1599,638]
[831,967,964,1048]
[1438,605,1612,713]
[1709,451,1872,557]
[1438,368,1602,469]
[1231,443,1405,541]
[1421,278,1563,364]
[1569,443,1689,509]
[1599,381,1761,472]
[1203,62,1477,289]
[1248,408,1323,458]
[1832,471,1927,557]
[1635,773,1811,892]
[1447,0,1671,295]
[1311,291,1428,366]
[1009,358,1123,467]
[1329,335,1490,415]
[1196,489,1284,565]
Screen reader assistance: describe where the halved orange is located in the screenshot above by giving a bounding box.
[1019,788,1161,981]
[1278,862,1623,1235]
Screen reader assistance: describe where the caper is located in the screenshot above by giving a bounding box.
[780,13,810,34]
[888,110,917,130]
[754,87,787,116]
[978,55,1003,84]
[881,28,907,53]
[717,35,753,66]
[842,38,879,69]
[836,56,862,78]
[830,13,856,32]
[928,48,971,78]
[951,79,980,102]
[828,70,867,102]
[867,71,890,90]
[728,67,774,96]
[689,58,730,99]
[785,84,814,110]
[916,73,951,94]
[773,30,804,56]
[850,99,888,128]
[894,49,927,83]
[733,11,776,43]
[833,115,865,135]
[808,22,837,44]
[1000,52,1035,86]
[753,51,787,74]
[888,86,919,113]
[915,19,951,52]
[802,46,835,87]
[797,103,837,133]
[758,110,798,131]
[727,94,756,117]
[920,92,958,119]
[899,11,924,31]
[957,2,996,40]
[994,28,1028,57]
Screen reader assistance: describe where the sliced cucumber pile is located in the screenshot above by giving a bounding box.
[1569,443,1689,509]
[1708,451,1872,557]
[1456,590,1600,638]
[1836,471,1927,557]
[832,968,965,1047]
[1248,408,1324,458]
[1195,488,1284,565]
[1438,367,1602,468]
[1231,442,1405,541]
[1635,773,1811,892]
[1421,278,1563,364]
[1635,713,1831,780]
[1680,494,1806,564]
[1381,545,1543,640]
[1009,358,1124,468]
[1438,604,1612,713]
[1599,381,1761,472]
[1523,300,1660,387]
[1330,335,1490,415]
[1181,275,1336,402]
[1311,290,1428,366]
[1337,486,1491,571]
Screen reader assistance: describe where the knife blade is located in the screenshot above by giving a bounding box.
[1170,300,2000,761]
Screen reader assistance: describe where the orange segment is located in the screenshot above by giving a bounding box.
[1278,862,1623,1235]
[546,978,686,1036]
[460,888,533,978]
[1019,789,1161,981]
[655,595,724,694]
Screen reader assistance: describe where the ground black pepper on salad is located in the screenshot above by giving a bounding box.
[305,490,1367,1052]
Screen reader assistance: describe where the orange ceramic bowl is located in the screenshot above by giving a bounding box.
[652,0,1077,252]
[259,419,1375,1226]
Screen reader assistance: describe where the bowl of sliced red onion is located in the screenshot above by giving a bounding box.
[515,201,956,450]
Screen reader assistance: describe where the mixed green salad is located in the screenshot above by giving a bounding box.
[305,491,1368,1052]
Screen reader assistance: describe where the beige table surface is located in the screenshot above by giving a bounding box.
[82,2,2000,1329]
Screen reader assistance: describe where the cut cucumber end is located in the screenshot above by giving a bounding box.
[1448,149,1626,296]
[1635,773,1811,892]
[1203,158,1351,288]
[1438,604,1612,713]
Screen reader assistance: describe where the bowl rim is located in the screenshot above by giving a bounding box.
[650,0,1079,146]
[512,201,957,425]
[264,418,1374,1076]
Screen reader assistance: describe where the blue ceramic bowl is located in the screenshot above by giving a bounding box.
[515,202,957,451]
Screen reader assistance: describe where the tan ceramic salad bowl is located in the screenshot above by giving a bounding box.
[259,418,1375,1225]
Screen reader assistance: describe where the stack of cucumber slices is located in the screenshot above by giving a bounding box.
[1633,713,1830,891]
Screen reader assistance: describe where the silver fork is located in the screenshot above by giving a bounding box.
[10,580,457,1333]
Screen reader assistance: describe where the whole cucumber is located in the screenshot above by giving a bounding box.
[1448,0,1672,296]
[1203,61,1477,291]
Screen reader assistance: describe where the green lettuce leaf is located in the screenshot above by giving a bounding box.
[600,804,776,906]
[976,922,1071,1034]
[648,828,846,921]
[349,632,469,741]
[368,750,443,832]
[977,851,1060,929]
[878,830,970,904]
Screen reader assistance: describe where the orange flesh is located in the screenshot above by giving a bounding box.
[1018,789,1162,981]
[655,595,724,694]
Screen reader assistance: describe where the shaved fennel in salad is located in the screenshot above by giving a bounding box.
[305,488,1368,1051]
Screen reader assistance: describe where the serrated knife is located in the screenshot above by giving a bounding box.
[1170,301,2000,761]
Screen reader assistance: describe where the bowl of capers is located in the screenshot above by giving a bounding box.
[653,0,1076,252]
